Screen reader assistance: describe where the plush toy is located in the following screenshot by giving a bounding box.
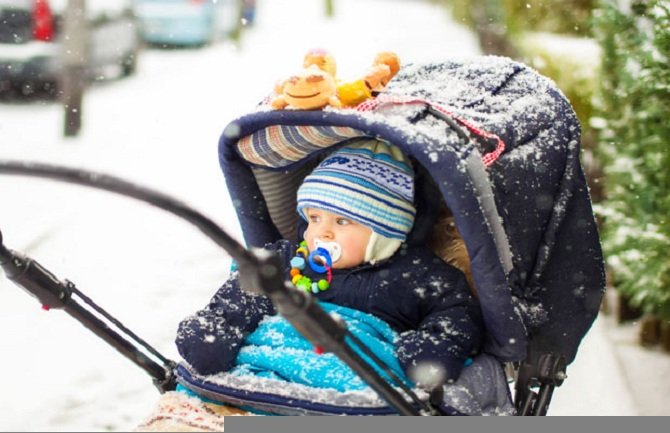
[303,48,337,77]
[337,51,401,107]
[369,51,401,91]
[272,48,337,97]
[271,50,400,110]
[271,65,342,110]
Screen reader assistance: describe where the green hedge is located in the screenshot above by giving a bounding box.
[593,0,670,319]
[439,0,594,37]
[502,0,595,36]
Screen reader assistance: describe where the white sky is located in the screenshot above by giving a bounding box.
[0,0,659,430]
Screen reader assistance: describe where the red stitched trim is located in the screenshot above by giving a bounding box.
[355,96,505,167]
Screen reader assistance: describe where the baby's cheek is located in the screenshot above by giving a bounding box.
[303,228,315,250]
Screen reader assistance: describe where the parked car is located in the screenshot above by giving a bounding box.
[133,0,240,47]
[0,0,140,96]
[241,0,255,26]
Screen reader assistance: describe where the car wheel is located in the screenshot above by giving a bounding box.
[0,79,12,96]
[121,52,138,77]
[19,81,37,96]
[41,81,58,97]
[15,80,57,99]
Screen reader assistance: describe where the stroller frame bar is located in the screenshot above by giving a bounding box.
[0,228,177,392]
[514,352,567,416]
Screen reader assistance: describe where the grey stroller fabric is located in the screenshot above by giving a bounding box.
[442,354,515,416]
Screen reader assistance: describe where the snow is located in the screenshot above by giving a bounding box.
[0,0,668,430]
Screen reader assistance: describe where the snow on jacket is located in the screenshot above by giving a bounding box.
[176,239,484,383]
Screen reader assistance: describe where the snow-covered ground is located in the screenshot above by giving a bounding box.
[0,0,667,430]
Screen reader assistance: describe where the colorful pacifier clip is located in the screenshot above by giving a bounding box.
[290,241,332,294]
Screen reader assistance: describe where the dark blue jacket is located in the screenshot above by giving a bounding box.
[176,239,483,383]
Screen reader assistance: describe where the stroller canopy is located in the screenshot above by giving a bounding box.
[218,56,604,367]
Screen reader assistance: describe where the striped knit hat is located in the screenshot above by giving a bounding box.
[296,139,416,263]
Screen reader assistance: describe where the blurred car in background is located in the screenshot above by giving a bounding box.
[133,0,242,47]
[241,0,255,26]
[0,0,140,97]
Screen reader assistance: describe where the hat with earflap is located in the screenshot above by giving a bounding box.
[296,139,416,264]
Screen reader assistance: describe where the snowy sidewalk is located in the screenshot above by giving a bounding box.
[550,315,637,415]
[551,308,670,416]
[601,314,670,415]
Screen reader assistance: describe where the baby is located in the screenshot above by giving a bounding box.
[176,139,483,392]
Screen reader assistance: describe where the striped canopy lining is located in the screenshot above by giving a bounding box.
[239,124,372,240]
[237,124,368,168]
[252,164,315,241]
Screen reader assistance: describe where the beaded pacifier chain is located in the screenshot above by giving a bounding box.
[289,241,332,294]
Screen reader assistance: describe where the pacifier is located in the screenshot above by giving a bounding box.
[308,247,332,273]
[314,239,342,263]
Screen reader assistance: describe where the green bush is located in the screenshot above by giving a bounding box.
[593,0,670,319]
[438,0,595,37]
[502,0,595,37]
[439,0,475,27]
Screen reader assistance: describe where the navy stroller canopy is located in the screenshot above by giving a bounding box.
[218,56,605,369]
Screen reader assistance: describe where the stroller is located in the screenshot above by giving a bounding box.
[0,55,604,417]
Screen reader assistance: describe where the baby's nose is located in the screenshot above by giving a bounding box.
[319,228,334,239]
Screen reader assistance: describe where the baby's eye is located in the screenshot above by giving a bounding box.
[336,218,350,226]
[309,215,321,223]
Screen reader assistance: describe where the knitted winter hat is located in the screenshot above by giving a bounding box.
[296,139,416,264]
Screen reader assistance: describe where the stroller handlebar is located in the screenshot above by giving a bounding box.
[0,228,72,309]
[0,230,10,264]
[0,226,178,393]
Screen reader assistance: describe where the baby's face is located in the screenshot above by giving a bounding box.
[303,208,372,269]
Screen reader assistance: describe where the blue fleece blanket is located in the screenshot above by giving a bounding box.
[229,302,412,393]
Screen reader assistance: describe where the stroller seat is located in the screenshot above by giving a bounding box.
[173,55,605,416]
